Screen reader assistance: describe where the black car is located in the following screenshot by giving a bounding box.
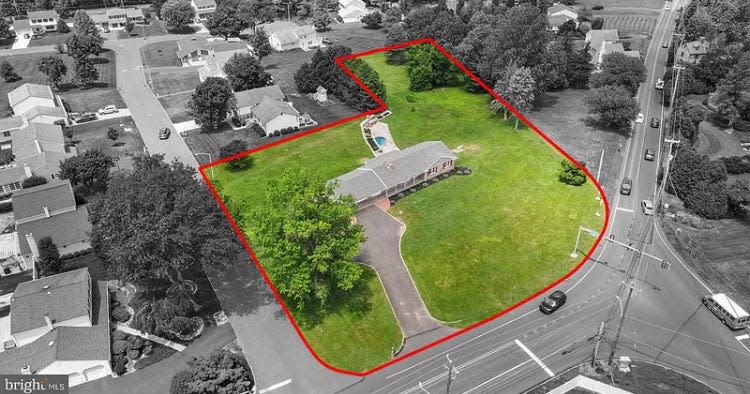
[158,127,171,140]
[77,113,97,123]
[620,178,632,195]
[539,290,567,314]
[650,117,660,128]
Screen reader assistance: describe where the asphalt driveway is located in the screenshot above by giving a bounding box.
[356,205,448,340]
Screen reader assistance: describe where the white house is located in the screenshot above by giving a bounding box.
[338,0,368,23]
[8,83,57,118]
[191,0,217,21]
[596,41,640,67]
[547,3,578,32]
[0,268,112,387]
[23,106,67,125]
[26,10,59,35]
[252,96,300,135]
[176,37,250,66]
[86,8,145,31]
[313,85,327,103]
[234,85,286,120]
[585,29,620,64]
[260,21,321,52]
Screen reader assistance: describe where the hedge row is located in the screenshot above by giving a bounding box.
[0,201,12,213]
[60,248,94,260]
[720,155,750,175]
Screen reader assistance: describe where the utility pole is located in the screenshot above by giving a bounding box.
[444,354,458,394]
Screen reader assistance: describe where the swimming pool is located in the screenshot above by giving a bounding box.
[375,136,387,146]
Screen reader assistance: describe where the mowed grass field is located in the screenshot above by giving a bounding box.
[212,49,604,369]
[599,14,658,35]
[140,41,181,68]
[149,67,200,97]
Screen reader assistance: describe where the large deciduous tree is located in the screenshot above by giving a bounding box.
[250,28,272,63]
[490,63,535,128]
[584,85,639,130]
[188,77,235,127]
[566,43,593,88]
[38,237,63,277]
[223,53,271,92]
[361,10,383,29]
[405,43,456,91]
[59,149,114,191]
[589,52,646,95]
[251,167,365,311]
[37,56,67,89]
[89,155,241,288]
[219,140,252,171]
[170,350,254,394]
[73,56,98,86]
[312,0,331,31]
[161,0,196,30]
[206,0,249,39]
[0,61,20,82]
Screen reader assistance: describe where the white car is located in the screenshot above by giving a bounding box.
[98,105,118,115]
[636,113,644,123]
[642,200,656,216]
[655,79,665,90]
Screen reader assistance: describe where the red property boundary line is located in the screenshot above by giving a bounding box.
[199,37,611,377]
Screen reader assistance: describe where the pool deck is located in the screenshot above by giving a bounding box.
[371,122,398,154]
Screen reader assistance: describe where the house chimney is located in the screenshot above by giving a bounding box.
[23,163,32,178]
[43,206,50,217]
[43,313,53,330]
[385,161,394,170]
[20,365,31,375]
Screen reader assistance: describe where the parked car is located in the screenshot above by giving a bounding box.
[23,33,30,39]
[650,117,660,128]
[641,199,655,215]
[655,79,665,90]
[644,148,656,161]
[661,42,669,48]
[158,127,171,140]
[635,113,644,123]
[539,290,567,314]
[620,178,632,195]
[98,105,118,115]
[322,37,332,44]
[77,112,97,123]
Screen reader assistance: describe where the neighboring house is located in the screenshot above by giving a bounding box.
[0,268,112,387]
[595,41,641,68]
[332,141,457,209]
[0,231,23,276]
[176,37,250,66]
[251,96,300,135]
[0,116,26,150]
[23,106,67,126]
[12,19,32,38]
[585,29,620,64]
[198,51,237,81]
[547,3,578,32]
[313,85,327,103]
[8,83,56,118]
[26,10,59,35]
[86,8,145,31]
[12,180,91,266]
[191,0,217,21]
[259,21,321,52]
[676,38,709,65]
[234,85,285,120]
[338,0,368,23]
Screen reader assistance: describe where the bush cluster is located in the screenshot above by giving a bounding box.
[720,155,750,174]
[0,201,12,213]
[558,160,587,186]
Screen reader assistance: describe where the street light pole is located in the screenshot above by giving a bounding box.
[194,152,214,179]
[444,354,457,394]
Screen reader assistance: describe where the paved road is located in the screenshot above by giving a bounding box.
[106,38,199,169]
[356,206,455,351]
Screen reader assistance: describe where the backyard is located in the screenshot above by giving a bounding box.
[28,31,73,47]
[141,41,181,68]
[67,116,145,159]
[149,67,200,97]
[159,92,193,123]
[210,48,605,369]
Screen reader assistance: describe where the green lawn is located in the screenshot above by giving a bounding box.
[158,92,194,123]
[212,50,604,369]
[150,67,200,96]
[141,41,181,68]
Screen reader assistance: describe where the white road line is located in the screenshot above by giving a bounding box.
[616,207,635,213]
[514,339,553,377]
[258,379,292,394]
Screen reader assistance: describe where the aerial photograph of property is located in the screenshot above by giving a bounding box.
[0,0,748,392]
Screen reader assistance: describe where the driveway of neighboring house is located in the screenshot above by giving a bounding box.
[356,205,454,348]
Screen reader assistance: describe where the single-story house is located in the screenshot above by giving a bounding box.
[198,50,236,81]
[332,141,457,209]
[251,96,300,135]
[585,29,620,64]
[12,19,32,38]
[338,0,368,23]
[676,38,709,65]
[11,123,73,183]
[259,21,321,52]
[23,105,67,126]
[547,3,579,32]
[26,10,59,35]
[86,7,144,31]
[0,268,112,387]
[12,180,91,265]
[596,41,641,68]
[234,85,285,120]
[176,37,250,67]
[191,0,217,21]
[8,83,56,118]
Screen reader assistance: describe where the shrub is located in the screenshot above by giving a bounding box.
[142,344,153,356]
[0,201,12,213]
[127,348,141,360]
[169,316,195,336]
[685,182,728,219]
[112,354,127,375]
[107,127,119,141]
[720,155,750,174]
[64,127,73,139]
[22,175,47,189]
[111,306,131,323]
[112,340,129,355]
[0,150,14,165]
[558,160,587,186]
[112,330,129,341]
[592,5,604,10]
[127,335,144,350]
[251,123,265,137]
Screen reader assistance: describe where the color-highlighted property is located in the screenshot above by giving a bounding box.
[203,40,607,374]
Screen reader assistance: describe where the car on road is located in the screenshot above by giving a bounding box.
[655,79,665,90]
[158,127,171,140]
[661,41,669,48]
[650,117,660,128]
[539,290,566,314]
[644,148,656,161]
[641,199,655,215]
[77,112,97,123]
[322,37,332,44]
[635,113,644,123]
[98,105,118,115]
[620,178,632,195]
[703,293,750,330]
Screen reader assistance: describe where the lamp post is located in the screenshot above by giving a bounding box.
[570,226,601,258]
[194,152,214,180]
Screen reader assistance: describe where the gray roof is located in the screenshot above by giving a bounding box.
[333,141,457,202]
[0,280,110,374]
[586,29,619,51]
[0,116,24,133]
[24,105,66,120]
[8,83,54,108]
[235,85,285,110]
[17,207,91,256]
[176,37,248,58]
[27,10,58,20]
[12,180,76,222]
[0,166,26,187]
[10,268,90,334]
[252,96,299,125]
[12,122,66,161]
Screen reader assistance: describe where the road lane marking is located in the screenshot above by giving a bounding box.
[259,379,291,393]
[616,207,634,213]
[514,339,553,377]
[461,359,533,394]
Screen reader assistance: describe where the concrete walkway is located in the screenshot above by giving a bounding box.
[356,205,446,338]
[116,324,187,352]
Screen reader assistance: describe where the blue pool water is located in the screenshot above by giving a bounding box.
[375,136,387,146]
